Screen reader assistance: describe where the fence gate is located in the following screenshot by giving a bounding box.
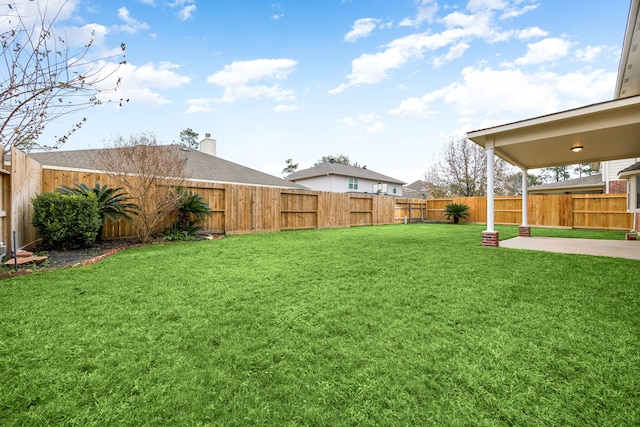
[280,193,318,230]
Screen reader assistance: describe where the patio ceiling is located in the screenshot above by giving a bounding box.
[467,95,640,170]
[468,0,640,171]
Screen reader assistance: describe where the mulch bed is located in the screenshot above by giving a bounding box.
[1,239,140,278]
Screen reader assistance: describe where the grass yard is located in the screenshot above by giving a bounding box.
[0,224,638,426]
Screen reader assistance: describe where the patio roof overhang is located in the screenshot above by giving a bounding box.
[467,95,640,170]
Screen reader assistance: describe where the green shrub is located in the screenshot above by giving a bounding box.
[32,192,102,249]
[443,203,470,224]
[56,182,139,241]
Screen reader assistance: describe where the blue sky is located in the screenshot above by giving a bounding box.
[22,0,632,183]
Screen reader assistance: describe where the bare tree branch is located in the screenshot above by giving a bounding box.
[425,136,515,197]
[0,0,128,153]
[96,133,187,243]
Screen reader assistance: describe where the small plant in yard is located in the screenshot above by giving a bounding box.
[57,183,139,240]
[443,203,470,224]
[31,192,102,249]
[164,188,212,240]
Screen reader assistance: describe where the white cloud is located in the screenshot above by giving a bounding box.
[330,31,451,93]
[512,37,574,66]
[368,122,387,133]
[207,58,298,103]
[345,18,380,42]
[500,3,540,19]
[390,65,616,126]
[138,0,156,5]
[433,42,469,67]
[332,0,539,93]
[177,5,196,21]
[574,45,605,62]
[169,0,196,21]
[0,0,78,32]
[117,7,150,34]
[271,3,284,20]
[467,0,508,13]
[59,23,109,49]
[518,26,548,39]
[339,114,386,133]
[389,89,446,116]
[399,0,439,27]
[186,98,216,113]
[113,61,191,106]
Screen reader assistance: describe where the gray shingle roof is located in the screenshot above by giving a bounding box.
[287,162,405,184]
[528,173,603,191]
[619,161,640,175]
[29,145,306,189]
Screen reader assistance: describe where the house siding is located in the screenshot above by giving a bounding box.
[292,175,403,196]
[603,158,640,184]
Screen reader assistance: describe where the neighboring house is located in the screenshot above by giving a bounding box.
[528,158,640,195]
[28,143,306,190]
[598,158,640,193]
[528,174,604,195]
[403,180,428,199]
[287,162,405,196]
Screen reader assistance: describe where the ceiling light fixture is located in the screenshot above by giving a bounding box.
[570,146,584,153]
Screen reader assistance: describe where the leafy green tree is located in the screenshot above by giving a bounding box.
[56,183,138,240]
[282,158,299,177]
[538,166,571,183]
[443,203,470,224]
[315,154,351,165]
[179,128,199,150]
[573,163,597,178]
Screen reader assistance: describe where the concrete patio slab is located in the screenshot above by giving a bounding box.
[500,236,640,261]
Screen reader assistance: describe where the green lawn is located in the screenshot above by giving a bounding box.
[1,224,638,426]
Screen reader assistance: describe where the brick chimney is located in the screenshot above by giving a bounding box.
[200,133,216,156]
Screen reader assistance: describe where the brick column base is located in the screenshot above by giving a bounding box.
[482,231,499,247]
[519,226,531,237]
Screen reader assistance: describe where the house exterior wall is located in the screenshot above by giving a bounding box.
[609,180,628,194]
[292,175,403,196]
[602,158,640,193]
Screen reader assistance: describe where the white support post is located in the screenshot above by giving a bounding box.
[482,143,499,246]
[519,167,531,237]
[521,167,528,226]
[486,145,495,232]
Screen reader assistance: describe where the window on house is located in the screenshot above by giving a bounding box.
[393,184,397,194]
[349,177,358,190]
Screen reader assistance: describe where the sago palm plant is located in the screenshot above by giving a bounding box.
[57,183,139,239]
[443,203,470,224]
[164,188,213,240]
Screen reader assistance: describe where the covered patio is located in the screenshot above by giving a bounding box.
[467,0,640,253]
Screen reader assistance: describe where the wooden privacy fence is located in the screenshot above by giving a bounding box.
[10,166,632,243]
[394,194,633,230]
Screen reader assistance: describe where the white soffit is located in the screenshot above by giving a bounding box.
[467,95,640,170]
